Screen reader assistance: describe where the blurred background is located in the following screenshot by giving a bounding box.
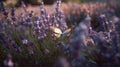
[0,0,120,32]
[0,0,120,29]
[0,0,120,6]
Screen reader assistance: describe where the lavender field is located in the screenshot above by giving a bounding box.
[0,0,120,67]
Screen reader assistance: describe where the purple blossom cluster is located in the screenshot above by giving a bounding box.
[0,0,120,67]
[55,13,120,67]
[0,0,67,42]
[50,0,67,31]
[0,0,68,66]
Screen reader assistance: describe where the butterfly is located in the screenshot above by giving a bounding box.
[50,26,72,38]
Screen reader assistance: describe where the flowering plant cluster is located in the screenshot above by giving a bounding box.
[0,0,68,67]
[0,0,120,67]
